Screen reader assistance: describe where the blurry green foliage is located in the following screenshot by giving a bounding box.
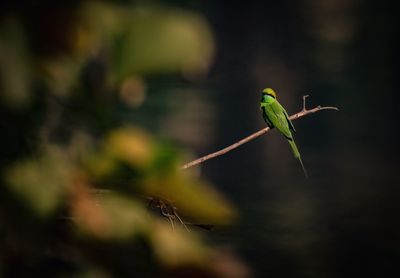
[0,18,33,108]
[0,1,246,277]
[79,2,215,78]
[5,147,72,217]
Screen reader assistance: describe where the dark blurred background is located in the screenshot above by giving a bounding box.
[202,1,400,277]
[0,0,399,277]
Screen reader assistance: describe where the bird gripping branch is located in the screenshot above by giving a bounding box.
[260,88,308,177]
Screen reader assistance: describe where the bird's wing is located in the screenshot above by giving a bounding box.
[268,101,293,139]
[261,106,274,128]
[283,108,296,133]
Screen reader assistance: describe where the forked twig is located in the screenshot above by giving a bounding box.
[148,198,190,232]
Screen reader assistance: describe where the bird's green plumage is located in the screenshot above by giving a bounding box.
[260,88,308,177]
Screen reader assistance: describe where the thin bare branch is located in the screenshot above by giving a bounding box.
[181,96,338,170]
[302,95,309,111]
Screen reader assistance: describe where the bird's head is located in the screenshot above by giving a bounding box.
[262,88,277,99]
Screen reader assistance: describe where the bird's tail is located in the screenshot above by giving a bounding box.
[288,139,308,178]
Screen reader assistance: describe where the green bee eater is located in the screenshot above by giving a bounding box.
[260,88,308,177]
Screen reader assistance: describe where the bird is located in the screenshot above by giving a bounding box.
[260,88,308,177]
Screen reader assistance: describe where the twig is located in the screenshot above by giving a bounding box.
[147,197,191,231]
[181,96,338,170]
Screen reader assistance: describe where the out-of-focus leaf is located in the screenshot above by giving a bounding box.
[142,173,236,224]
[72,187,150,240]
[97,193,150,239]
[79,1,131,54]
[150,221,210,267]
[79,2,215,80]
[0,18,32,108]
[117,6,215,78]
[104,127,155,170]
[83,151,118,181]
[4,147,72,217]
[151,224,250,277]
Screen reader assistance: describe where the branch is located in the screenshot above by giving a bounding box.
[181,95,338,170]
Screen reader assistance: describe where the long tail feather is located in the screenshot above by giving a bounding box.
[298,156,308,178]
[288,139,308,178]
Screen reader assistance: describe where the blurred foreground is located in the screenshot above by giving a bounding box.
[0,1,246,277]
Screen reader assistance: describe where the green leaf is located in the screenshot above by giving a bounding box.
[72,192,150,240]
[5,147,72,217]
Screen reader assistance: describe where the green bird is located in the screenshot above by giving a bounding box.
[260,88,308,177]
